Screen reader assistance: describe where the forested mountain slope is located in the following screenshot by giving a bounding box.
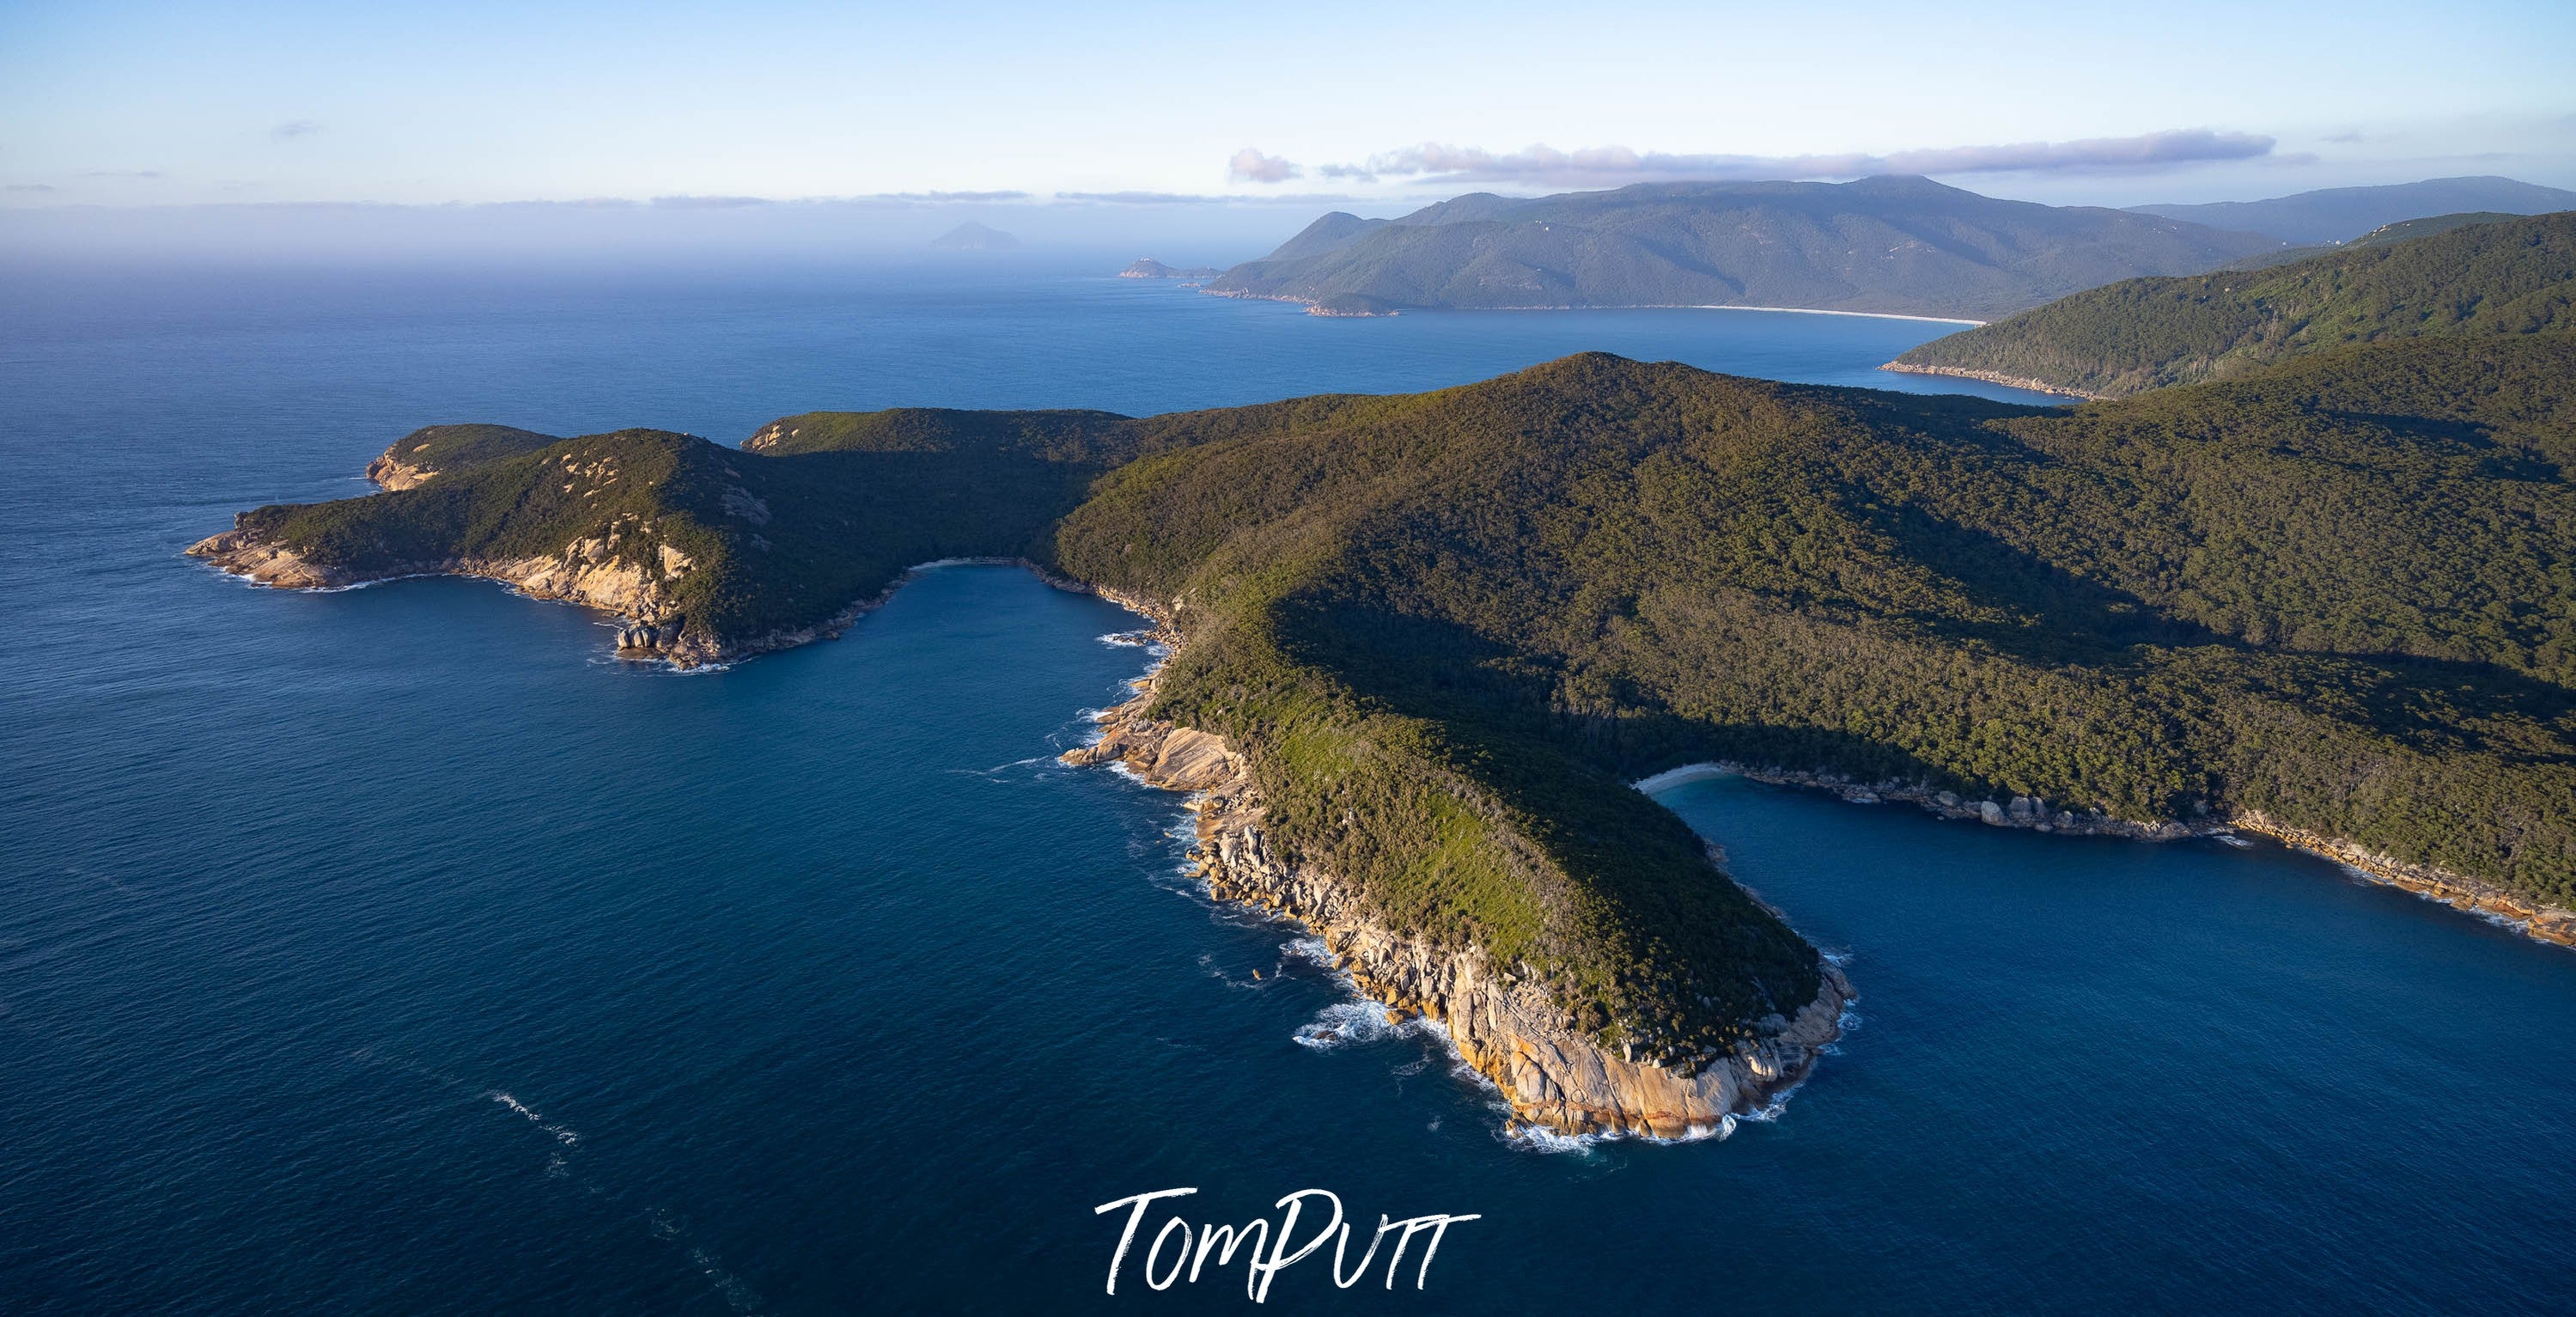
[1890,210,2576,397]
[2225,211,2527,271]
[1205,176,2281,319]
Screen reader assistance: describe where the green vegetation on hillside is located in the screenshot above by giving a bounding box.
[236,398,1401,657]
[210,329,2576,1062]
[1044,345,2576,1034]
[1893,211,2576,397]
[378,423,561,473]
[235,418,1131,655]
[1261,211,1391,262]
[1209,176,2281,319]
[2226,212,2527,271]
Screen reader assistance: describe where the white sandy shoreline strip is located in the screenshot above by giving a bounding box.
[1199,287,1986,326]
[1676,304,1985,326]
[1631,762,1737,794]
[1410,303,1988,326]
[1447,303,1988,326]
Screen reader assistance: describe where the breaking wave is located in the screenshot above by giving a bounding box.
[1293,998,1435,1051]
[487,1090,581,1146]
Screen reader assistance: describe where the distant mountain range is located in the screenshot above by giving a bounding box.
[929,222,1018,252]
[2128,176,2576,246]
[1201,176,2286,320]
[1888,210,2576,398]
[2225,210,2530,271]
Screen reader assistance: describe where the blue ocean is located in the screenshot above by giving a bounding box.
[3,255,2570,1313]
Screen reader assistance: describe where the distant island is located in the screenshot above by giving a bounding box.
[1118,258,1221,279]
[2127,175,2576,246]
[1889,210,2574,398]
[1199,175,2285,319]
[190,225,2576,1135]
[929,222,1019,251]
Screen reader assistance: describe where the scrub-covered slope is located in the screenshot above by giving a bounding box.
[1890,210,2576,398]
[1052,346,2576,920]
[195,415,1150,663]
[194,330,2576,1129]
[195,342,2576,914]
[364,423,560,489]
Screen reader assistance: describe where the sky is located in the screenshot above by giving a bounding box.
[3,0,2572,256]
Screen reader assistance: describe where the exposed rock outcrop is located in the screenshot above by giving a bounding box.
[186,517,722,665]
[364,447,440,490]
[1306,293,1401,318]
[1063,631,1852,1140]
[186,520,1032,670]
[1877,361,2102,400]
[184,527,367,590]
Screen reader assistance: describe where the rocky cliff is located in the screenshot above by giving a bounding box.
[1063,631,1852,1140]
[188,487,1027,671]
[364,448,438,491]
[1876,361,2100,400]
[187,518,723,664]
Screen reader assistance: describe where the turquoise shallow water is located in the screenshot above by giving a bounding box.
[3,257,2571,1313]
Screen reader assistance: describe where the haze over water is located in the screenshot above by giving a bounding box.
[3,256,2570,1313]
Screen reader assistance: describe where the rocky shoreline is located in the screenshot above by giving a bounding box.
[2229,813,2576,948]
[186,523,734,665]
[1061,599,1852,1141]
[362,450,439,490]
[1649,761,2576,950]
[1877,360,2102,400]
[1205,287,1999,321]
[186,512,1035,670]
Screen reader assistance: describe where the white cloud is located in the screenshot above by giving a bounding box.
[1327,130,2281,187]
[1227,148,1303,184]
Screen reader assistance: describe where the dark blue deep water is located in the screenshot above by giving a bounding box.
[3,257,2571,1314]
